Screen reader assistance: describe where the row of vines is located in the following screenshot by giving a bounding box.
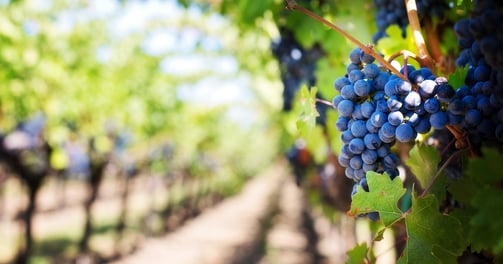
[0,1,279,263]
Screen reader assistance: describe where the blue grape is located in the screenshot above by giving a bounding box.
[354,79,371,97]
[334,77,351,92]
[349,48,362,64]
[338,155,350,167]
[361,101,376,118]
[362,149,378,164]
[370,111,387,128]
[429,111,448,129]
[347,63,361,74]
[476,95,492,115]
[403,91,421,110]
[376,144,390,158]
[366,119,380,133]
[383,153,400,169]
[414,117,431,134]
[341,130,354,144]
[424,98,440,113]
[348,138,365,154]
[341,84,356,100]
[363,63,380,79]
[387,96,403,111]
[418,79,437,98]
[350,155,363,170]
[465,109,482,126]
[448,99,465,115]
[336,116,350,131]
[352,104,364,119]
[360,52,375,64]
[395,123,417,142]
[387,111,404,126]
[396,80,412,95]
[351,120,368,138]
[364,133,382,149]
[348,69,364,83]
[332,95,344,109]
[337,100,354,117]
[380,122,397,138]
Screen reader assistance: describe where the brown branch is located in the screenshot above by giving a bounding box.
[424,17,442,68]
[404,0,435,72]
[316,98,333,107]
[285,0,408,80]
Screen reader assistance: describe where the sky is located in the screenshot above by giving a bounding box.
[23,0,258,124]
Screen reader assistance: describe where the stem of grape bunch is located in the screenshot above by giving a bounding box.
[404,0,435,72]
[285,0,407,80]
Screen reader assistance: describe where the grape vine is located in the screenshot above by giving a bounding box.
[284,0,503,262]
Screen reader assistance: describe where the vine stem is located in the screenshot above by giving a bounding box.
[404,0,435,73]
[285,0,407,80]
[420,148,465,198]
[316,98,333,107]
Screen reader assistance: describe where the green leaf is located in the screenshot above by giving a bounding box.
[346,242,369,264]
[349,172,406,226]
[406,144,441,189]
[448,65,469,89]
[405,143,446,201]
[399,194,465,264]
[452,148,503,254]
[296,86,319,137]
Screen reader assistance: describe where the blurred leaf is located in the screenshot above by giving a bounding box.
[346,242,370,264]
[448,65,469,89]
[296,85,319,137]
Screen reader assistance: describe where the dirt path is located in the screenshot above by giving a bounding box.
[112,163,287,264]
[259,176,316,264]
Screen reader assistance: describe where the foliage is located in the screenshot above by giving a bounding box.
[179,0,503,262]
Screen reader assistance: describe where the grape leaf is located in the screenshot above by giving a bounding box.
[450,148,503,254]
[399,194,465,264]
[448,65,469,90]
[405,143,446,201]
[296,85,319,137]
[346,242,371,264]
[349,172,406,226]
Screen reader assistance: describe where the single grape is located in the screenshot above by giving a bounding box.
[348,138,365,154]
[424,98,440,113]
[388,111,404,126]
[350,155,364,170]
[364,133,382,149]
[361,101,376,118]
[429,111,448,129]
[418,79,437,98]
[363,63,380,79]
[334,77,351,92]
[395,123,417,142]
[351,120,368,138]
[337,100,354,117]
[341,84,356,100]
[354,79,371,97]
[362,149,378,164]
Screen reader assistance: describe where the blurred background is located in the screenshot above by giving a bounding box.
[0,0,399,263]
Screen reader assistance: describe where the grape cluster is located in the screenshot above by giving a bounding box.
[373,0,449,43]
[332,48,459,202]
[450,0,503,143]
[271,28,329,125]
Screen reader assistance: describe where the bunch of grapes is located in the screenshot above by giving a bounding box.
[332,48,459,201]
[449,0,503,144]
[373,0,449,43]
[271,28,328,124]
